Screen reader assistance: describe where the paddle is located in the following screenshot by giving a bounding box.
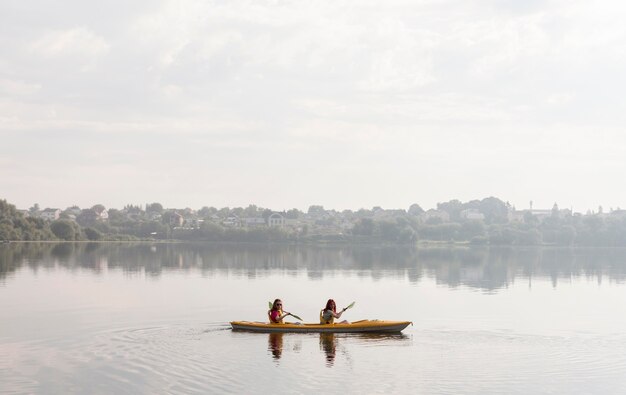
[268,301,302,321]
[342,301,355,312]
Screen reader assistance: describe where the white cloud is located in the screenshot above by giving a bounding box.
[31,27,110,58]
[2,0,626,210]
[0,79,41,96]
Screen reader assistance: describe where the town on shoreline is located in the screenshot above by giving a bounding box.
[2,197,625,246]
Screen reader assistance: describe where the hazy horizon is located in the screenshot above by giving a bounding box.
[2,1,625,213]
[3,194,610,215]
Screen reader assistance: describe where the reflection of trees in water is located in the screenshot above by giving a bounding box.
[3,243,626,290]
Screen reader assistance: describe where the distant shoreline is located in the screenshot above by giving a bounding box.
[5,239,626,249]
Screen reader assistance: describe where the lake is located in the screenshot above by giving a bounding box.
[2,243,626,394]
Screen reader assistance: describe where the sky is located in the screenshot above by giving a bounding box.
[2,0,626,213]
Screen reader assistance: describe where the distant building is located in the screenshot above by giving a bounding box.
[40,208,61,221]
[515,208,571,222]
[525,209,552,222]
[420,209,450,223]
[268,212,286,227]
[184,218,203,229]
[98,209,109,221]
[243,217,266,227]
[170,212,184,227]
[222,215,241,227]
[507,209,525,222]
[91,206,109,221]
[460,209,485,221]
[65,206,82,216]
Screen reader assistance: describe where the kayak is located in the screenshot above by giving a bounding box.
[230,319,411,333]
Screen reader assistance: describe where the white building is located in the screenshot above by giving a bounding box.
[268,213,286,227]
[40,208,61,221]
[420,209,450,223]
[460,209,485,221]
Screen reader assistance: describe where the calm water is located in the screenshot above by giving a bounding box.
[2,243,626,394]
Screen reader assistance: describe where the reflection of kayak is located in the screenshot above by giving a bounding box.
[230,320,411,333]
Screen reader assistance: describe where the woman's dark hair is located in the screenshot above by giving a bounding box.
[324,299,336,313]
[272,299,282,311]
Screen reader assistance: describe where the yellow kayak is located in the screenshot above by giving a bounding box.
[230,319,411,333]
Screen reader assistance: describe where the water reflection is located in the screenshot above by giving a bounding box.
[268,333,283,360]
[2,242,626,290]
[266,332,410,367]
[319,333,337,366]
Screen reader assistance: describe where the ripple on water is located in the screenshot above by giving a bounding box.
[7,324,626,394]
[411,330,626,394]
[63,323,244,394]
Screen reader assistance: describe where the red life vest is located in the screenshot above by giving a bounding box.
[269,309,284,324]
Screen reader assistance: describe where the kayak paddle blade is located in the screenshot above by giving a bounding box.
[289,313,303,321]
[344,301,356,310]
[268,301,273,309]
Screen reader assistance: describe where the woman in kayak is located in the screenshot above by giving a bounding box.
[268,299,291,324]
[320,299,349,324]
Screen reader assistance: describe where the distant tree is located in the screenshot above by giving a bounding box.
[138,221,169,238]
[231,207,244,217]
[146,203,163,214]
[161,211,175,225]
[243,205,259,217]
[199,221,224,240]
[77,209,99,226]
[437,200,464,221]
[29,203,40,213]
[356,208,373,218]
[419,223,461,241]
[0,220,20,240]
[408,204,424,216]
[285,208,302,219]
[459,220,486,240]
[398,227,418,243]
[107,209,126,223]
[377,221,402,241]
[516,228,542,245]
[341,209,355,218]
[51,220,80,241]
[308,205,325,216]
[198,206,218,218]
[352,218,375,236]
[425,217,443,225]
[478,197,509,224]
[300,224,309,236]
[488,226,516,245]
[124,204,142,214]
[84,227,102,241]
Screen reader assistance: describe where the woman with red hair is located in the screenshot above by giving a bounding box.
[320,299,349,324]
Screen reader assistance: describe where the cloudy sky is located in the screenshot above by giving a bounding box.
[2,0,626,212]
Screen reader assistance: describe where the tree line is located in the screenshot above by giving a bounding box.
[3,197,626,246]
